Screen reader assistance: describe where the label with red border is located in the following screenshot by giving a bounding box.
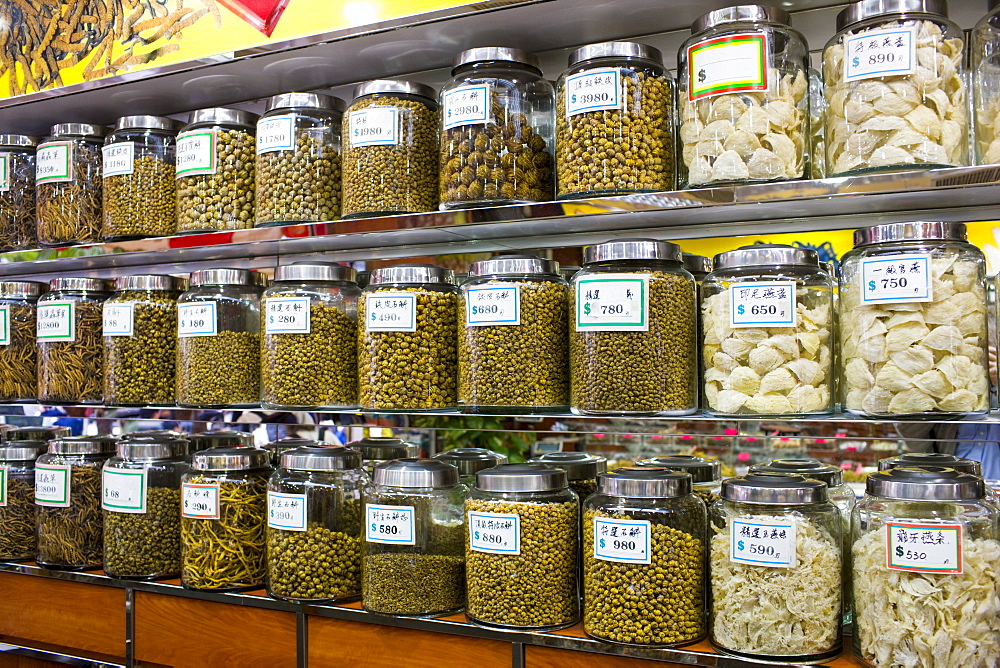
[886,522,963,574]
[182,482,220,519]
[688,32,768,101]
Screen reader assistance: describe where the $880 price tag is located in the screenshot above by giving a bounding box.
[468,511,520,554]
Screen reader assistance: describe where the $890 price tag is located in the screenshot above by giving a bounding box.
[887,522,963,574]
[468,511,520,554]
[861,254,931,304]
[729,281,796,328]
[730,518,797,568]
[845,26,916,82]
[366,503,415,545]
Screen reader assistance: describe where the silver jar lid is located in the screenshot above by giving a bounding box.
[598,467,692,498]
[189,268,257,287]
[837,0,948,31]
[115,274,186,292]
[49,123,107,139]
[750,458,844,488]
[583,238,682,264]
[714,244,819,270]
[568,41,663,67]
[185,107,259,129]
[280,445,362,471]
[274,262,356,283]
[453,47,540,72]
[188,430,254,452]
[0,135,39,148]
[866,466,983,501]
[191,446,271,471]
[528,452,607,481]
[433,448,508,477]
[48,435,119,455]
[722,472,828,505]
[854,222,966,247]
[265,92,346,114]
[0,442,46,462]
[369,264,454,285]
[636,454,721,483]
[692,5,791,33]
[372,458,458,488]
[475,463,567,492]
[7,426,71,441]
[48,277,115,293]
[878,452,983,477]
[266,437,318,460]
[117,437,189,460]
[682,253,712,277]
[113,115,183,133]
[0,281,48,299]
[352,79,437,103]
[349,437,418,461]
[468,255,559,277]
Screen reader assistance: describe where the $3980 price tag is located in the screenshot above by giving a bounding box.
[564,68,621,116]
[366,293,416,332]
[267,491,307,531]
[729,281,796,328]
[178,302,218,337]
[593,517,651,564]
[887,522,963,574]
[861,254,931,304]
[575,274,649,331]
[182,482,220,519]
[730,518,797,568]
[265,297,310,334]
[366,503,415,545]
[468,511,520,554]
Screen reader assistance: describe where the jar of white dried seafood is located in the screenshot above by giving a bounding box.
[972,0,1000,165]
[823,0,968,176]
[677,6,810,187]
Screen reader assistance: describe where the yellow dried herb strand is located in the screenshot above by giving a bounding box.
[37,300,105,403]
[36,464,103,567]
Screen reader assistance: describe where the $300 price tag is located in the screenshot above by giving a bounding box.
[730,518,797,568]
[575,274,649,331]
[267,491,307,531]
[887,522,963,574]
[729,281,796,328]
[468,511,520,554]
[182,482,220,519]
[593,517,651,564]
[366,503,415,545]
[861,254,931,304]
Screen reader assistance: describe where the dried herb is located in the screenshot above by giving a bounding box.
[0,475,36,560]
[0,150,36,251]
[38,300,105,403]
[103,487,182,578]
[0,303,37,402]
[36,464,103,568]
[37,141,103,246]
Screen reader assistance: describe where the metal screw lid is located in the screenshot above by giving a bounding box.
[878,452,983,477]
[682,253,712,277]
[635,454,721,483]
[115,274,186,292]
[432,448,509,477]
[48,123,107,139]
[583,238,682,264]
[188,268,257,287]
[866,466,984,501]
[853,222,966,247]
[372,458,459,488]
[191,446,271,471]
[453,47,540,72]
[714,244,820,270]
[48,277,115,293]
[0,135,39,148]
[251,271,271,288]
[475,463,568,492]
[348,437,419,461]
[7,426,71,441]
[265,437,319,461]
[352,79,437,103]
[188,430,254,452]
[369,263,455,285]
[265,92,346,114]
[116,437,189,460]
[568,41,663,67]
[273,262,356,283]
[113,115,183,133]
[750,458,844,488]
[598,467,692,498]
[184,107,259,129]
[0,442,46,462]
[692,5,791,33]
[468,255,560,278]
[0,281,48,300]
[280,445,363,471]
[838,0,948,31]
[121,429,188,440]
[528,452,607,481]
[48,435,119,456]
[722,472,829,505]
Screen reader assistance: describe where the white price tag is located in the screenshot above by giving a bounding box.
[0,466,7,507]
[265,297,310,334]
[443,85,490,130]
[729,281,796,328]
[257,115,295,154]
[102,142,135,177]
[36,301,75,342]
[466,285,520,326]
[182,482,220,519]
[175,131,217,177]
[0,305,9,346]
[268,491,307,531]
[35,464,71,508]
[845,27,916,83]
[349,107,398,147]
[103,304,134,337]
[366,503,415,545]
[36,142,73,183]
[565,68,621,116]
[0,154,10,192]
[730,518,797,568]
[469,511,520,554]
[593,517,652,564]
[575,274,649,331]
[687,32,769,101]
[365,293,416,332]
[861,254,932,304]
[102,469,147,513]
[178,302,218,337]
[887,522,963,574]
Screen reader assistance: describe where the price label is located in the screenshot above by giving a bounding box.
[365,293,416,332]
[468,511,520,554]
[257,115,295,154]
[0,154,10,192]
[36,301,75,342]
[845,27,916,83]
[349,107,398,147]
[0,305,9,346]
[687,32,768,101]
[466,285,520,326]
[730,518,797,568]
[102,469,147,513]
[443,85,490,130]
[175,131,217,177]
[181,482,220,519]
[594,517,651,564]
[267,491,307,531]
[178,302,218,337]
[103,303,135,337]
[861,254,932,304]
[102,142,135,177]
[729,281,796,328]
[35,464,71,507]
[265,297,310,334]
[565,68,621,116]
[36,141,73,183]
[575,274,649,331]
[0,466,7,506]
[887,522,963,574]
[365,503,415,545]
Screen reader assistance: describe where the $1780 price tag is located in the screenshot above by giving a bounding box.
[468,511,520,554]
[730,518,797,568]
[887,522,963,574]
[729,281,796,328]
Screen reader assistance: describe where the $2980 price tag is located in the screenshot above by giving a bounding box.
[887,522,963,574]
[575,274,649,331]
[366,503,415,545]
[861,254,931,304]
[729,281,796,328]
[267,491,307,531]
[443,85,489,130]
[468,511,520,554]
[730,518,797,568]
[182,482,220,519]
[594,517,651,564]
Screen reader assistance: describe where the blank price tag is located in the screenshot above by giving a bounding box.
[468,511,520,554]
[730,518,797,568]
[887,522,963,574]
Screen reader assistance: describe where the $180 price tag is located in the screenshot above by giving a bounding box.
[178,302,218,337]
[887,522,963,574]
[593,517,651,564]
[468,511,520,554]
[730,518,797,568]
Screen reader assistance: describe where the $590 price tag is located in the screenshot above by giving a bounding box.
[730,518,797,568]
[366,503,415,545]
[729,281,796,328]
[861,254,931,304]
[594,517,651,564]
[887,522,963,574]
[182,482,220,519]
[468,511,520,554]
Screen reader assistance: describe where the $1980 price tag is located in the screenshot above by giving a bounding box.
[468,511,520,554]
[887,522,963,574]
[730,518,797,568]
[861,254,931,304]
[366,503,415,545]
[594,517,651,564]
[729,281,796,328]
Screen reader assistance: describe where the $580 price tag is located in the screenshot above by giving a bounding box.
[366,503,415,545]
[468,511,520,554]
[729,281,796,328]
[594,517,651,564]
[730,518,797,568]
[887,522,963,574]
[182,482,220,519]
[861,254,931,304]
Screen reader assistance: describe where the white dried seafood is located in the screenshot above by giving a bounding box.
[824,20,967,175]
[975,97,1000,165]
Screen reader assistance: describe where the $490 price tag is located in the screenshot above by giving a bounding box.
[267,491,307,531]
[366,293,416,332]
[861,254,931,304]
[366,503,415,545]
[729,281,796,328]
[468,511,520,554]
[594,517,651,564]
[887,522,963,574]
[730,518,797,568]
[182,482,220,519]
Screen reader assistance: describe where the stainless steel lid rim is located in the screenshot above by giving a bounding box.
[48,277,116,293]
[583,238,682,264]
[185,107,260,129]
[48,435,119,455]
[0,134,40,148]
[598,467,693,498]
[568,41,663,67]
[475,463,568,492]
[529,452,607,480]
[265,92,346,113]
[433,448,509,476]
[189,268,258,287]
[468,255,560,278]
[280,445,362,471]
[854,221,966,246]
[635,455,722,483]
[191,446,271,471]
[866,466,984,500]
[837,0,949,32]
[453,46,540,71]
[713,244,820,270]
[114,274,186,292]
[878,452,983,476]
[113,115,183,133]
[750,458,844,487]
[116,438,190,460]
[722,472,829,504]
[0,442,46,461]
[692,5,792,33]
[372,458,459,488]
[48,123,107,139]
[352,79,438,102]
[369,263,455,285]
[273,262,357,283]
[0,281,48,299]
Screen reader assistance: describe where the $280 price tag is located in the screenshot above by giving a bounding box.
[468,511,520,554]
[265,297,310,334]
[887,522,963,574]
[730,518,797,568]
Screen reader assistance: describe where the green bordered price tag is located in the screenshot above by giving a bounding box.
[0,154,10,192]
[0,305,9,346]
[102,468,147,513]
[366,503,415,545]
[366,293,416,332]
[468,511,520,554]
[181,482,220,519]
[465,285,520,326]
[175,131,217,177]
[887,521,963,574]
[35,141,73,183]
[35,464,71,508]
[267,491,307,531]
[265,297,310,334]
[729,281,796,328]
[687,32,768,101]
[575,274,649,331]
[36,301,75,342]
[593,517,651,564]
[730,518,797,568]
[0,465,7,507]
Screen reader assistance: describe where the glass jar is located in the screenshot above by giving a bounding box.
[823,0,967,176]
[261,262,359,409]
[840,222,989,417]
[0,440,45,560]
[709,473,842,662]
[176,108,258,233]
[683,253,712,284]
[359,264,459,410]
[432,448,507,486]
[362,459,466,616]
[459,255,569,412]
[262,437,316,467]
[808,68,827,179]
[852,467,1000,667]
[255,93,343,227]
[36,123,106,246]
[636,454,723,506]
[528,451,607,500]
[181,446,271,590]
[880,451,985,474]
[266,445,366,601]
[102,435,189,579]
[176,268,262,407]
[102,115,182,240]
[0,135,38,251]
[556,41,675,198]
[583,468,706,646]
[974,3,1000,165]
[8,426,70,442]
[439,47,555,209]
[188,430,254,453]
[466,463,578,629]
[35,436,118,569]
[570,239,698,415]
[702,245,835,417]
[37,277,114,404]
[104,274,184,406]
[678,7,809,187]
[349,437,420,477]
[0,281,46,403]
[342,80,439,218]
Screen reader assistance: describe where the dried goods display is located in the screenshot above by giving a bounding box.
[362,553,465,613]
[0,140,37,251]
[36,136,104,246]
[36,465,104,568]
[177,331,260,405]
[267,518,362,600]
[37,292,109,405]
[0,448,39,561]
[104,154,175,238]
[103,488,182,578]
[0,302,38,402]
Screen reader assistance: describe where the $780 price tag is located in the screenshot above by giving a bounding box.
[575,274,649,331]
[730,518,797,568]
[468,511,520,554]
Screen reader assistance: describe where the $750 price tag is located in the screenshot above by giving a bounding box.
[861,254,931,304]
[469,511,520,554]
[730,518,797,568]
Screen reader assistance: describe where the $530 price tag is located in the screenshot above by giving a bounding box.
[730,518,797,568]
[887,522,963,574]
[468,511,520,554]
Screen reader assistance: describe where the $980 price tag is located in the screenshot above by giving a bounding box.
[366,503,415,545]
[730,518,797,568]
[887,522,963,574]
[468,511,520,554]
[594,517,651,564]
[182,482,220,519]
[729,281,796,328]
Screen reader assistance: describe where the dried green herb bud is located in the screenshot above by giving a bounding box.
[177,129,256,233]
[104,291,179,406]
[36,463,103,568]
[103,487,182,578]
[37,142,103,246]
[267,520,362,600]
[103,154,176,240]
[0,303,36,401]
[256,132,341,225]
[0,151,36,251]
[177,330,260,406]
[362,552,465,614]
